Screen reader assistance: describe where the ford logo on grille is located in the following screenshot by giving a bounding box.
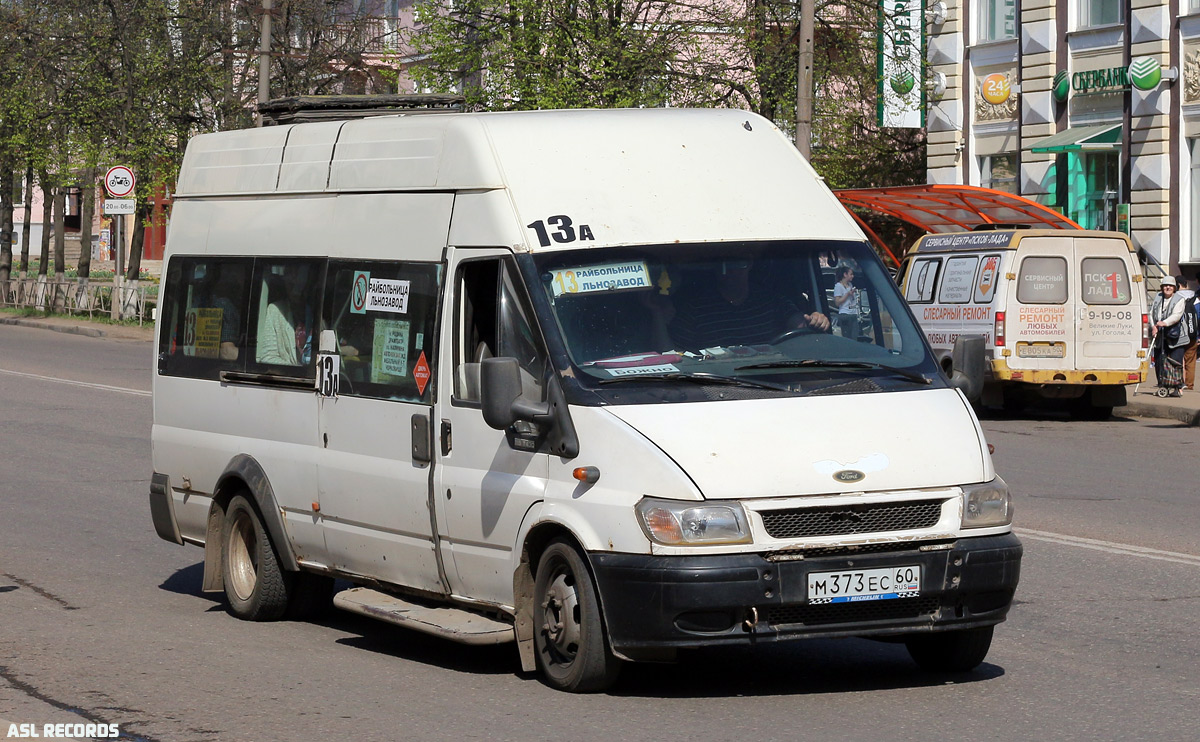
[833,470,865,483]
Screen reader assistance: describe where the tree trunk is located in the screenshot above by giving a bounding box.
[0,165,13,289]
[77,169,95,281]
[52,187,66,310]
[19,165,32,277]
[38,179,51,276]
[126,202,147,280]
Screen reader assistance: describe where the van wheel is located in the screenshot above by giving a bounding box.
[222,495,291,621]
[533,539,621,692]
[905,625,994,673]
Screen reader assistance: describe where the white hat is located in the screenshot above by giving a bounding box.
[1162,276,1178,287]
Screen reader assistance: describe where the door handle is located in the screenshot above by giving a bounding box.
[440,419,452,456]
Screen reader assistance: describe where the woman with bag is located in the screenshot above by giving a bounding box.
[1151,276,1190,397]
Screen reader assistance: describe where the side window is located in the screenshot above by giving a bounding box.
[248,259,323,378]
[973,254,1002,303]
[453,258,547,404]
[157,256,252,380]
[905,258,941,303]
[1081,257,1131,305]
[323,260,441,403]
[938,256,979,304]
[1017,256,1068,304]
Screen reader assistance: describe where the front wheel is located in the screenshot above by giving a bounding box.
[905,625,994,673]
[533,540,621,692]
[222,494,291,621]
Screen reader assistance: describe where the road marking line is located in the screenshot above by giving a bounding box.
[0,368,150,397]
[1017,527,1200,567]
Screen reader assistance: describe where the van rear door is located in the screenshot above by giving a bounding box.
[1008,238,1075,373]
[1075,235,1140,372]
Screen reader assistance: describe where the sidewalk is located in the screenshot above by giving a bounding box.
[2,313,1199,425]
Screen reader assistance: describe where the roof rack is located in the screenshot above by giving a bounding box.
[258,94,466,125]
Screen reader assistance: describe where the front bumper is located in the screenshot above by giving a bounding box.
[591,533,1021,661]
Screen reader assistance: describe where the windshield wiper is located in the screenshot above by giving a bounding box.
[734,359,931,385]
[597,372,792,392]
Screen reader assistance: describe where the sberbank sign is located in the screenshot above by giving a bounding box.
[1053,58,1163,101]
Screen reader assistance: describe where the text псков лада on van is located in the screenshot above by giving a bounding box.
[148,109,1021,692]
[900,228,1149,419]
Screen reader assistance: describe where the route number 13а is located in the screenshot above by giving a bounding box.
[527,215,595,248]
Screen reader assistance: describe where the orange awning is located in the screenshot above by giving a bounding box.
[835,184,1081,265]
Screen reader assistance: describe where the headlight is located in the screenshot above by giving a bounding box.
[962,477,1012,528]
[635,498,751,545]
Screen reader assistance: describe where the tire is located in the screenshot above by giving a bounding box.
[905,625,994,673]
[221,494,291,621]
[533,539,621,692]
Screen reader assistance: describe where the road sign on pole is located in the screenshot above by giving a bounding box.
[103,199,136,215]
[104,166,135,198]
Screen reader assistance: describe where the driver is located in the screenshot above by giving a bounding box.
[647,256,830,350]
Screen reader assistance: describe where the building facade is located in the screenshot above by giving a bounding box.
[927,0,1200,273]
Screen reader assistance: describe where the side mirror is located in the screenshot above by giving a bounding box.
[949,335,986,403]
[481,357,549,430]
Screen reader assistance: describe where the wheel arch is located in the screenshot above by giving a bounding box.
[511,507,605,673]
[201,454,299,593]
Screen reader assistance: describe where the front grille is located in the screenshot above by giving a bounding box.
[765,540,953,561]
[760,500,944,539]
[766,597,940,627]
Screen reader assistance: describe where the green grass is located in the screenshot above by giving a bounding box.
[0,306,152,328]
[9,259,157,283]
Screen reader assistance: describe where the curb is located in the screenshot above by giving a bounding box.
[1115,401,1200,427]
[0,317,106,338]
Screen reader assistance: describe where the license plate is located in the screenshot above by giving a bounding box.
[807,566,920,604]
[1017,343,1066,358]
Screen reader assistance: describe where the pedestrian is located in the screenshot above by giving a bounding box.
[1186,275,1200,390]
[1150,276,1190,397]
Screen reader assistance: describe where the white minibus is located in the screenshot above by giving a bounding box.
[149,109,1021,692]
[900,228,1148,418]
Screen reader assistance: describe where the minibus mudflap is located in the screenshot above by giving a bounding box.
[589,533,1021,660]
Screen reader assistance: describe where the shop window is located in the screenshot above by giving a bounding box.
[1017,256,1068,305]
[981,154,1017,194]
[1191,139,1200,261]
[1081,152,1120,231]
[323,260,441,403]
[1080,0,1121,27]
[979,0,1016,42]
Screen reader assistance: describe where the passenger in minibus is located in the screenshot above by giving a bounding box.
[649,256,830,350]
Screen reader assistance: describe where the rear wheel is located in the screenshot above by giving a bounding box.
[533,539,621,692]
[222,495,291,621]
[905,625,994,673]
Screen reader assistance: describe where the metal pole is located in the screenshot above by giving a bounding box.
[257,0,273,126]
[111,214,122,320]
[795,0,815,158]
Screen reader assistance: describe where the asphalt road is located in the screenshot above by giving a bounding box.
[1,324,1197,742]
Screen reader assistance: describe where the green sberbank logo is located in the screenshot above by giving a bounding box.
[1053,71,1070,102]
[890,72,915,96]
[1129,57,1162,91]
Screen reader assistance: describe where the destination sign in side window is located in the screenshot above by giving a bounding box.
[1080,257,1131,305]
[937,256,979,304]
[905,258,941,303]
[1017,256,1068,305]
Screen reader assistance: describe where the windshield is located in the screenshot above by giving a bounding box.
[531,240,943,400]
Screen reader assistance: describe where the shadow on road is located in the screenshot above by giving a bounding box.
[156,563,1005,696]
